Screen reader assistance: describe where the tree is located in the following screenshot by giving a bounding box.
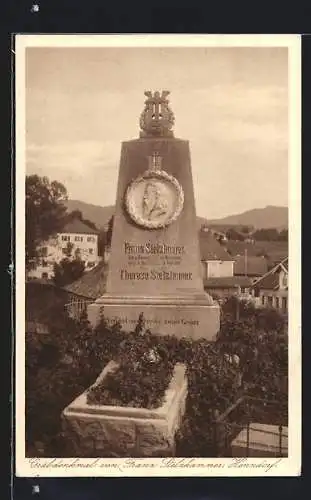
[106,215,114,248]
[98,229,107,257]
[278,229,288,241]
[53,257,85,287]
[225,228,245,241]
[26,175,68,269]
[63,241,74,258]
[252,228,280,241]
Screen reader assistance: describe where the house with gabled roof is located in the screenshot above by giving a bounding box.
[251,257,288,311]
[199,229,253,299]
[27,218,101,280]
[200,229,235,278]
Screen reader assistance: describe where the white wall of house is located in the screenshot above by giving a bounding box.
[202,260,234,279]
[250,266,288,311]
[28,231,100,280]
[57,231,99,264]
[278,269,288,290]
[251,289,288,311]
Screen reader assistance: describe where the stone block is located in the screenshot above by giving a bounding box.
[87,295,220,341]
[62,361,188,457]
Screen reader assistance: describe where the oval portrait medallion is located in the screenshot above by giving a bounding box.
[125,170,184,229]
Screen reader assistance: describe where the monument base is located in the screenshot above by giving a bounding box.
[87,294,220,341]
[62,361,187,457]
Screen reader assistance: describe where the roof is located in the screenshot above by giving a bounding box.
[234,255,268,277]
[280,257,288,271]
[199,231,233,261]
[61,219,99,235]
[63,260,108,299]
[204,276,252,288]
[252,257,288,290]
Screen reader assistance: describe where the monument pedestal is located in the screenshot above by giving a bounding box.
[87,293,219,341]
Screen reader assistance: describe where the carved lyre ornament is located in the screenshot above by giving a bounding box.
[125,151,184,230]
[139,90,175,138]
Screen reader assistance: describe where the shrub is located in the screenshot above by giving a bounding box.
[25,303,288,457]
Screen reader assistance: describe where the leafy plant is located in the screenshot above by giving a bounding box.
[25,298,288,457]
[26,175,68,269]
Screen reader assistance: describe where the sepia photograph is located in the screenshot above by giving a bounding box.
[15,34,301,476]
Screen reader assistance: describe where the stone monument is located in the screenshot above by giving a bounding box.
[87,90,220,340]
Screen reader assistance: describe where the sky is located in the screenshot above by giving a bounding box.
[25,46,288,219]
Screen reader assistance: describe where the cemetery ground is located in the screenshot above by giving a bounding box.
[25,297,288,458]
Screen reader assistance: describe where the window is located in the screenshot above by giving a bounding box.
[41,272,48,279]
[75,236,83,242]
[42,260,48,267]
[261,295,265,305]
[89,248,94,254]
[87,236,95,242]
[41,247,48,257]
[267,296,273,307]
[241,287,245,294]
[62,235,70,241]
[275,297,280,309]
[282,297,287,310]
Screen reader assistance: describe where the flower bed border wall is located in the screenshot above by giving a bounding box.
[62,360,188,457]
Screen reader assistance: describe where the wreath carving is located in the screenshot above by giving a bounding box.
[125,170,184,230]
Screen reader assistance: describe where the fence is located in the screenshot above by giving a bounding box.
[64,297,93,320]
[212,396,288,457]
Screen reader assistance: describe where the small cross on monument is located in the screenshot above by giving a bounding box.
[148,151,162,171]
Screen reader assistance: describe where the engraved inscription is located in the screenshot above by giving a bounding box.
[104,316,200,328]
[123,241,185,269]
[120,270,193,281]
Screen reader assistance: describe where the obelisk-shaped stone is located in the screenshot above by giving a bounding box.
[88,91,220,341]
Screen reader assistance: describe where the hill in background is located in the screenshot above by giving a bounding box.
[66,200,115,230]
[207,206,288,230]
[66,200,288,231]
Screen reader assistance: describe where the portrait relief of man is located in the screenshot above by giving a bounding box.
[142,181,169,221]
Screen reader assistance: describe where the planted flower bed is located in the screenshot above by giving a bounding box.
[87,342,174,409]
[62,322,188,457]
